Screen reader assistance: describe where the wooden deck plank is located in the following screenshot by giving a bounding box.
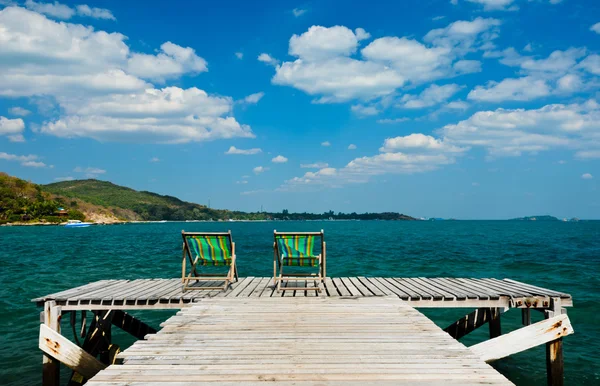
[473,279,533,298]
[388,278,428,300]
[496,279,567,298]
[33,277,572,310]
[340,277,362,296]
[88,297,512,385]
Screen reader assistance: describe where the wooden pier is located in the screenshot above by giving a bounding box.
[34,277,574,386]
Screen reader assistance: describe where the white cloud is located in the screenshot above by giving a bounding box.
[301,162,329,168]
[0,152,48,167]
[348,144,357,150]
[253,166,267,174]
[474,48,596,102]
[440,100,600,157]
[243,92,265,104]
[289,25,370,61]
[235,52,243,59]
[520,48,585,73]
[271,20,497,105]
[25,0,74,19]
[321,141,331,147]
[579,54,600,75]
[446,100,469,110]
[240,189,267,195]
[281,100,600,191]
[42,87,254,144]
[351,104,380,116]
[281,152,457,190]
[225,146,262,155]
[0,116,25,142]
[380,133,467,153]
[557,74,582,92]
[25,1,115,20]
[292,8,307,17]
[8,107,31,117]
[0,7,139,98]
[581,173,593,180]
[423,18,501,53]
[0,7,252,145]
[75,4,115,20]
[575,150,600,159]
[258,53,279,65]
[236,180,248,184]
[464,0,517,11]
[467,77,551,102]
[272,155,288,163]
[399,84,461,109]
[149,157,160,162]
[74,166,105,178]
[590,23,600,34]
[377,117,410,124]
[54,176,74,181]
[127,42,207,82]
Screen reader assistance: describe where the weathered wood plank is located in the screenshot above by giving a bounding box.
[470,314,573,362]
[40,324,107,379]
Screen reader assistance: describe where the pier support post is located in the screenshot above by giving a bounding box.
[488,307,501,339]
[42,301,61,386]
[545,298,564,386]
[522,308,531,326]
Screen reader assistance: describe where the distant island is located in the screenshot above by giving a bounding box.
[0,173,417,225]
[510,215,560,221]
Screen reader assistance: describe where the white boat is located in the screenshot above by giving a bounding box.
[64,220,92,228]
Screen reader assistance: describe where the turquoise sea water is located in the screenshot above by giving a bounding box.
[0,221,598,385]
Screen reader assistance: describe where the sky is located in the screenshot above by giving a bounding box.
[0,0,599,219]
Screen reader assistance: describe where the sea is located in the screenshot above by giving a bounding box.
[0,220,598,385]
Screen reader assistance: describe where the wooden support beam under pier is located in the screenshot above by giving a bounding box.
[546,298,566,386]
[42,301,61,386]
[469,313,573,362]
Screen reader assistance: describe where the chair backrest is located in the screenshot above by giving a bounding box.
[274,230,323,258]
[182,231,233,264]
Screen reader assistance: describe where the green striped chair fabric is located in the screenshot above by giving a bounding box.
[185,235,232,267]
[276,235,319,267]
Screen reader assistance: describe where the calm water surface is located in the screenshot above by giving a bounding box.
[0,221,598,385]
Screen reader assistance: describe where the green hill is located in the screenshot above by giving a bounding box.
[0,173,88,223]
[43,179,266,222]
[1,173,418,224]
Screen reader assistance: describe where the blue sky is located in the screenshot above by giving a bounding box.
[0,0,599,219]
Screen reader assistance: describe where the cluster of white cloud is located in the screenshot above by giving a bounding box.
[0,6,256,144]
[0,152,48,167]
[281,99,600,190]
[73,166,105,178]
[440,100,600,158]
[472,47,598,102]
[264,20,499,108]
[8,107,31,117]
[225,146,262,155]
[454,0,562,12]
[24,0,115,20]
[0,116,25,142]
[272,155,288,163]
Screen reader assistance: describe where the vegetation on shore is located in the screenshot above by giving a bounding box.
[0,173,87,224]
[1,174,417,224]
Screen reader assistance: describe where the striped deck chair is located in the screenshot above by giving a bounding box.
[273,230,326,292]
[181,231,238,291]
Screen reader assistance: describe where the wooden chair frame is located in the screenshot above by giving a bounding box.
[273,230,326,293]
[181,230,238,292]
